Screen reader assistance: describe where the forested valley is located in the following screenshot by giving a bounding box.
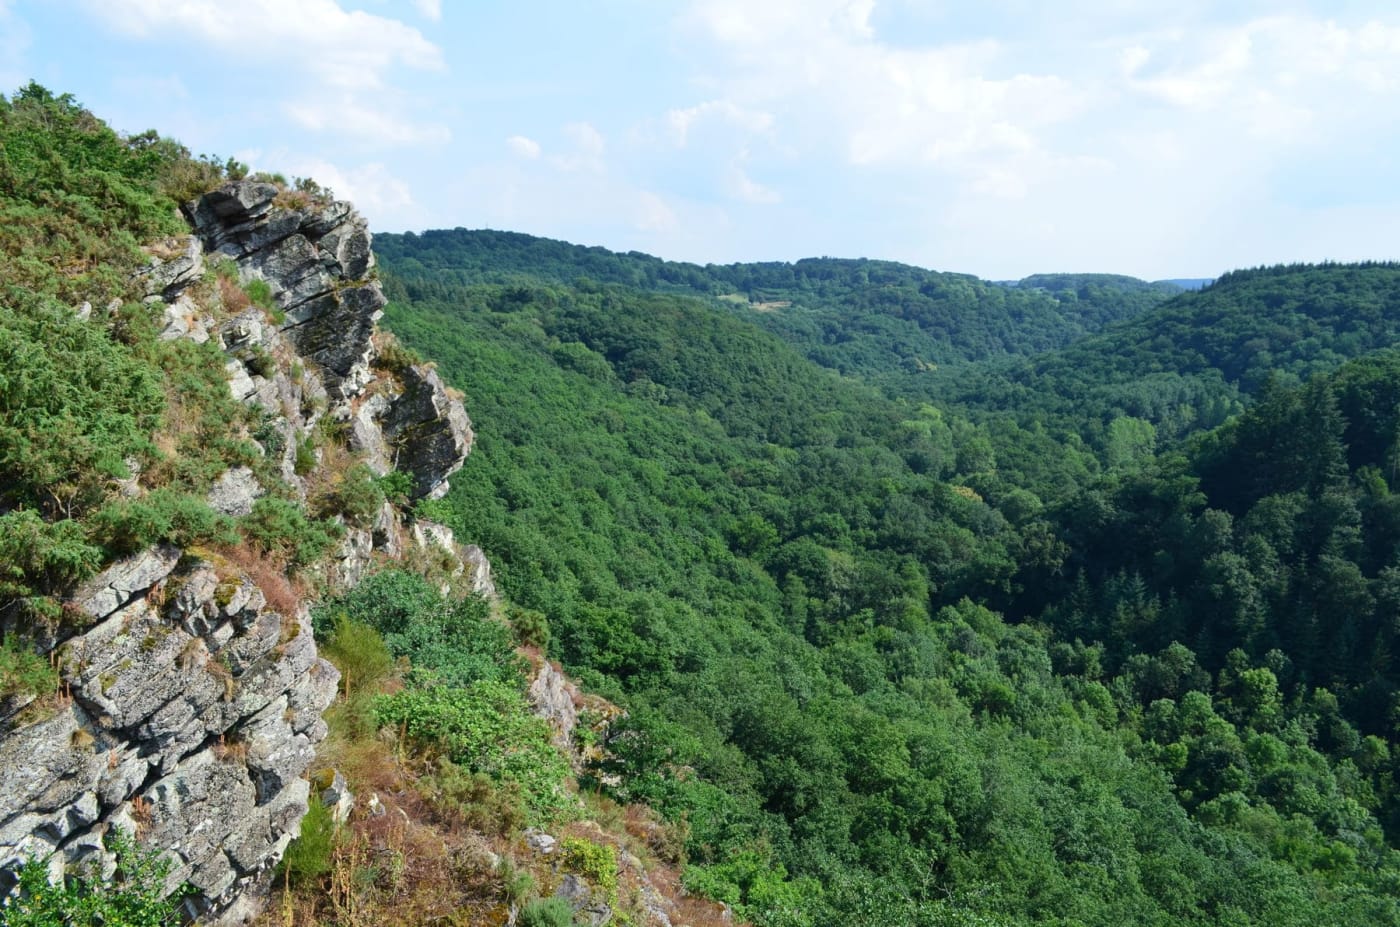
[375,228,1400,925]
[7,86,1400,926]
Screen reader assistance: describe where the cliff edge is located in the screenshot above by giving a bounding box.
[0,181,475,923]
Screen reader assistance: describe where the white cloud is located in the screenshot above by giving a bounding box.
[673,2,1400,276]
[683,0,1089,193]
[284,96,450,145]
[634,191,678,231]
[411,0,441,22]
[278,157,416,227]
[507,135,542,159]
[1119,45,1150,76]
[84,0,443,90]
[667,100,773,147]
[565,122,605,157]
[725,164,780,204]
[550,122,606,172]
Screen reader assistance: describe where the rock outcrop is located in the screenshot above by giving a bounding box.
[0,181,477,923]
[183,182,473,503]
[0,548,338,920]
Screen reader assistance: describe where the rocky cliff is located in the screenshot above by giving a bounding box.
[0,181,475,923]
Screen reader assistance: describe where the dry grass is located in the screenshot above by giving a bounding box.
[129,794,154,837]
[259,742,514,927]
[216,541,306,617]
[218,274,252,314]
[213,732,249,765]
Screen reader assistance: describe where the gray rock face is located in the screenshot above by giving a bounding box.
[137,236,205,301]
[208,467,262,517]
[556,873,613,926]
[0,555,338,920]
[529,660,579,754]
[72,545,182,625]
[188,181,383,401]
[375,365,474,499]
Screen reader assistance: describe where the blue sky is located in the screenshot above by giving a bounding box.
[5,0,1400,280]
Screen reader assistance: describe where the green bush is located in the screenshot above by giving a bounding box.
[293,437,317,476]
[419,756,528,837]
[321,616,396,699]
[506,604,551,650]
[372,334,423,375]
[0,511,102,607]
[89,490,237,555]
[239,497,341,569]
[315,571,519,686]
[244,278,274,310]
[374,681,571,823]
[374,470,414,506]
[0,296,163,516]
[518,896,574,927]
[279,799,338,887]
[4,829,188,927]
[560,837,617,902]
[0,634,59,700]
[320,463,385,527]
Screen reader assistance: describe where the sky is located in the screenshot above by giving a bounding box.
[5,0,1400,280]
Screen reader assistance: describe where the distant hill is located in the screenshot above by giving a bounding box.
[375,230,1177,376]
[930,262,1400,441]
[1157,277,1214,290]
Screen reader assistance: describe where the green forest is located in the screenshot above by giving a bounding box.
[9,86,1400,926]
[375,229,1400,926]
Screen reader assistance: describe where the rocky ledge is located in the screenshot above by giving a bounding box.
[0,548,337,921]
[0,181,477,923]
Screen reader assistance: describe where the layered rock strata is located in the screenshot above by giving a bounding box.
[0,182,476,923]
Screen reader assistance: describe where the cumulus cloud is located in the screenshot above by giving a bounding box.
[667,100,774,147]
[550,122,606,172]
[507,135,542,159]
[684,0,1087,183]
[634,191,679,231]
[673,1,1400,276]
[411,0,442,22]
[277,157,416,227]
[84,0,443,91]
[83,0,446,146]
[285,97,450,145]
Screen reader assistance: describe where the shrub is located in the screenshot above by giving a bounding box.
[239,497,341,569]
[319,463,385,527]
[157,152,226,203]
[243,277,282,322]
[3,829,188,927]
[518,897,574,927]
[0,511,102,605]
[507,604,551,650]
[319,571,517,688]
[0,295,163,515]
[279,799,338,886]
[372,334,423,375]
[374,470,415,506]
[374,681,572,823]
[419,757,528,837]
[90,490,237,555]
[321,616,396,700]
[0,634,59,700]
[561,837,618,902]
[293,437,317,476]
